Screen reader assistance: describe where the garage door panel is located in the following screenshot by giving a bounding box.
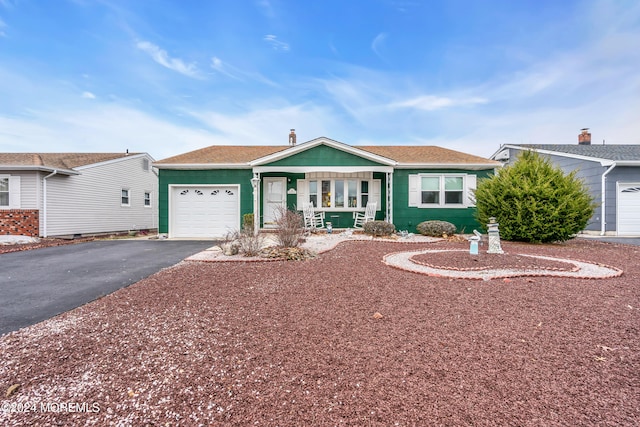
[171,185,239,238]
[618,184,640,236]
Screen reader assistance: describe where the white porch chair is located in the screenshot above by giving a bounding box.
[353,201,377,229]
[302,202,325,230]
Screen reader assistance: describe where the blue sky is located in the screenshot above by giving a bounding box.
[1,0,639,160]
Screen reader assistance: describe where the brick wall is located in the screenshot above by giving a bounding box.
[0,209,40,237]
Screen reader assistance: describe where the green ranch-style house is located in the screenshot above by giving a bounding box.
[154,132,501,238]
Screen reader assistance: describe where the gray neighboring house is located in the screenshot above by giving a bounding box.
[0,152,158,238]
[491,130,640,236]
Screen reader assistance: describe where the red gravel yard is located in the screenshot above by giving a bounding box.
[1,239,639,426]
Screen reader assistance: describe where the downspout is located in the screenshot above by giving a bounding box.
[42,170,58,238]
[600,163,616,236]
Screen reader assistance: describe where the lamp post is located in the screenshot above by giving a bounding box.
[251,175,260,236]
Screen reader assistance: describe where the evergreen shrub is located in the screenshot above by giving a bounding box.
[474,150,596,243]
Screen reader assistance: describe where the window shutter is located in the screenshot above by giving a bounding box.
[408,174,419,207]
[372,179,381,210]
[466,174,477,206]
[296,179,307,210]
[9,176,21,209]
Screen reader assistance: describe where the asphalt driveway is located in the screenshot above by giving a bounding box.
[0,239,215,335]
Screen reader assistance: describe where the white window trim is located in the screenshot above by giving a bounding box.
[0,176,9,208]
[144,191,152,208]
[0,175,20,209]
[409,173,476,208]
[121,188,131,207]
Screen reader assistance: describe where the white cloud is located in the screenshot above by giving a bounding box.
[0,18,6,37]
[136,40,200,78]
[210,56,279,86]
[371,32,387,59]
[81,91,96,99]
[257,0,275,18]
[0,104,217,159]
[210,56,242,80]
[391,95,488,111]
[263,34,289,51]
[186,102,339,146]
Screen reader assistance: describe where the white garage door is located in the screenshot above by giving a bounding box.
[618,183,640,236]
[170,185,240,238]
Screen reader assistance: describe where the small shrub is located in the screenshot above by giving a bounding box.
[237,224,264,257]
[243,213,254,230]
[363,220,396,236]
[274,206,304,248]
[219,225,265,257]
[416,220,457,237]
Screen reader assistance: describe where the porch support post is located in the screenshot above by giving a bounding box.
[251,172,261,235]
[387,171,393,224]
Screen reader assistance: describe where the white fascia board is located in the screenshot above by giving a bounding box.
[613,161,640,166]
[74,153,155,170]
[502,145,613,166]
[0,165,78,175]
[489,144,510,160]
[249,137,397,166]
[394,163,502,170]
[153,163,249,170]
[253,166,394,173]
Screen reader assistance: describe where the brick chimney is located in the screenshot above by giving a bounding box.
[578,128,591,145]
[288,129,296,146]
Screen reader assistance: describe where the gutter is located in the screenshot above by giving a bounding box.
[600,163,616,236]
[42,170,58,238]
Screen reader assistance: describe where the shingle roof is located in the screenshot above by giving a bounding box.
[356,145,496,164]
[512,144,640,161]
[155,146,290,164]
[0,153,140,170]
[155,143,499,166]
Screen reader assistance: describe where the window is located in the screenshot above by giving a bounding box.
[360,181,369,207]
[421,177,440,204]
[0,177,8,207]
[144,191,151,207]
[121,189,130,206]
[321,180,331,207]
[309,181,318,207]
[444,177,463,204]
[335,179,344,207]
[347,180,357,207]
[303,178,380,210]
[409,174,474,208]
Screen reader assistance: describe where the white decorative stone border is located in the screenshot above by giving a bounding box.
[383,249,623,280]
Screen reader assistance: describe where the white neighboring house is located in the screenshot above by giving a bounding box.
[0,152,158,238]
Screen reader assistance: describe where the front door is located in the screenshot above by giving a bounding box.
[263,177,287,228]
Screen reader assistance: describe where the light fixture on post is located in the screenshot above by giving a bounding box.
[251,175,261,235]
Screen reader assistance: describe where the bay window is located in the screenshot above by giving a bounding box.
[299,176,380,211]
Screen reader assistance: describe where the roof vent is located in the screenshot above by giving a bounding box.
[288,129,296,146]
[578,128,591,145]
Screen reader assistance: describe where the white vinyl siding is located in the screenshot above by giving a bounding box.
[408,173,477,208]
[44,155,157,236]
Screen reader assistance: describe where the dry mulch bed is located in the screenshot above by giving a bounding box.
[0,238,94,254]
[1,239,639,426]
[410,250,576,271]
